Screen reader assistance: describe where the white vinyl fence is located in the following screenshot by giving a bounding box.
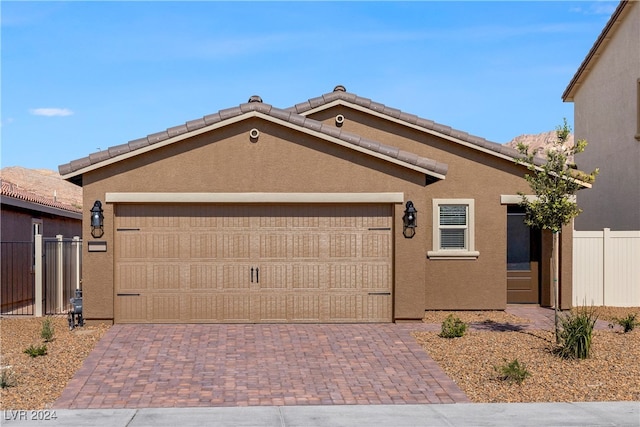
[573,228,640,307]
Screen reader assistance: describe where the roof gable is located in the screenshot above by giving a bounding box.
[59,100,448,185]
[287,86,538,166]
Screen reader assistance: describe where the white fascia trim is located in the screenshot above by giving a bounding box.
[300,100,519,164]
[63,110,443,181]
[105,192,405,204]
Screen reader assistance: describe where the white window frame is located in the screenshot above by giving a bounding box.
[427,198,479,260]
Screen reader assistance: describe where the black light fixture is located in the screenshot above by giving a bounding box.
[402,201,417,238]
[90,200,104,238]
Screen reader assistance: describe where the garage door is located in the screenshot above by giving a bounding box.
[114,204,393,323]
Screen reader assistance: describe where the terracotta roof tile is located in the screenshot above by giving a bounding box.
[1,180,81,213]
[320,123,341,139]
[148,131,169,144]
[203,112,222,125]
[288,114,306,127]
[186,118,206,131]
[108,143,130,157]
[128,138,150,151]
[167,124,188,138]
[219,106,243,120]
[89,150,112,163]
[339,131,362,146]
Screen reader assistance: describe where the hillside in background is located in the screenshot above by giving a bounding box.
[0,166,82,209]
[505,130,575,162]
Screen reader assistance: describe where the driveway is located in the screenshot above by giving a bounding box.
[54,323,469,409]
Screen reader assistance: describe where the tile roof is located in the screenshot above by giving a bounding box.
[58,86,547,182]
[288,86,543,166]
[1,180,82,214]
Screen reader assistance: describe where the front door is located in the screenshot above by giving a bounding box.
[507,206,541,303]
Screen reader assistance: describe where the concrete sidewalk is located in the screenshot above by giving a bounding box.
[2,402,638,426]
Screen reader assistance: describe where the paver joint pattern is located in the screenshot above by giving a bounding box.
[54,324,470,409]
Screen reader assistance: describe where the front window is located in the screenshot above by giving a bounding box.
[428,199,479,259]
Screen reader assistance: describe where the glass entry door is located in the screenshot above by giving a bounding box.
[507,206,541,303]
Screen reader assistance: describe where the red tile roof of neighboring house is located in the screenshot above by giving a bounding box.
[1,180,82,214]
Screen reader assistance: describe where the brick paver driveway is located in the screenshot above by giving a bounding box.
[54,323,469,409]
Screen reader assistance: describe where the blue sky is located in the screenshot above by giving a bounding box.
[1,1,618,172]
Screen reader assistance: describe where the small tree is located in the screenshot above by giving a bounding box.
[516,119,598,343]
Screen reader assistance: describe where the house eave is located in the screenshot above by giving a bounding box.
[298,99,526,165]
[0,195,83,220]
[61,111,446,184]
[562,0,632,102]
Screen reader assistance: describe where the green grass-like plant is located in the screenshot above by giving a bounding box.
[41,317,55,342]
[494,358,531,385]
[439,314,467,338]
[609,313,639,333]
[24,344,48,358]
[555,306,598,359]
[0,368,17,389]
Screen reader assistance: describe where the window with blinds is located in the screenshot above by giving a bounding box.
[428,198,478,259]
[439,205,468,250]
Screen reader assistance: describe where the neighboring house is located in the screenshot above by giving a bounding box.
[563,0,640,307]
[1,180,82,313]
[59,86,578,325]
[0,179,82,241]
[563,0,640,231]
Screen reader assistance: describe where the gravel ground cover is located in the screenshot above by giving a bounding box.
[0,316,109,410]
[0,307,638,409]
[414,307,640,403]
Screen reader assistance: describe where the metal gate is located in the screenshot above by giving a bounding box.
[1,242,34,315]
[0,236,82,316]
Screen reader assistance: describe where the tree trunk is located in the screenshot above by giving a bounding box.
[553,231,560,344]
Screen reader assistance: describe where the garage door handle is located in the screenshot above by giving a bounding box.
[117,293,141,296]
[256,268,259,283]
[250,267,254,283]
[368,292,391,296]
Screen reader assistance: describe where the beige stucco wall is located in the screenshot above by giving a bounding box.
[80,110,573,323]
[573,1,640,231]
[310,106,571,311]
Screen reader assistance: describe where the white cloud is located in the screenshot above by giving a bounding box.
[29,108,74,117]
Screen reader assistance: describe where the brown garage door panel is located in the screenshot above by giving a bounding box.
[115,204,393,323]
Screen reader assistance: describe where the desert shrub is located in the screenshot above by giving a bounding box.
[494,358,531,385]
[439,314,467,338]
[609,313,639,333]
[556,306,597,359]
[24,344,48,358]
[41,317,55,342]
[0,367,17,388]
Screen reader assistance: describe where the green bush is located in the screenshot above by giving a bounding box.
[0,368,17,389]
[439,314,467,338]
[556,306,598,359]
[41,317,55,342]
[494,358,531,385]
[24,344,48,358]
[610,313,639,333]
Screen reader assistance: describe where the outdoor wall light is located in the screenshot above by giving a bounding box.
[90,200,104,238]
[402,201,417,238]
